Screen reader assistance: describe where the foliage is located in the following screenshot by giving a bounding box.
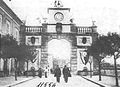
[107,32,120,56]
[1,34,36,62]
[87,35,107,61]
[87,32,120,58]
[87,32,120,82]
[87,33,120,81]
[1,34,18,58]
[17,44,37,63]
[0,34,37,80]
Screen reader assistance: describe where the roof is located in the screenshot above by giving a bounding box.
[0,0,23,25]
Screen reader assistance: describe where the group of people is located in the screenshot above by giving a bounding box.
[38,67,49,78]
[54,65,71,83]
[37,65,71,83]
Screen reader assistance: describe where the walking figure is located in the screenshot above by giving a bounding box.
[31,67,35,77]
[54,65,61,83]
[44,67,48,78]
[63,65,71,83]
[38,67,42,78]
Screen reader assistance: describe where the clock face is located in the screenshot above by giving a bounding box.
[54,12,64,21]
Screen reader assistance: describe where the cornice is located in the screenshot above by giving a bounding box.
[0,0,22,25]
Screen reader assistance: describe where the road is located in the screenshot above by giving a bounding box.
[11,74,101,87]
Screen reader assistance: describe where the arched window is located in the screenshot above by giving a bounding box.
[0,14,2,32]
[6,20,11,34]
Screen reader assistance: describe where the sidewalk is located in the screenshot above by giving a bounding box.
[0,76,34,87]
[82,75,120,87]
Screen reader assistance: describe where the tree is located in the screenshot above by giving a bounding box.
[88,32,120,86]
[1,34,18,77]
[0,34,1,57]
[17,44,37,77]
[1,34,37,79]
[106,33,120,86]
[87,35,109,81]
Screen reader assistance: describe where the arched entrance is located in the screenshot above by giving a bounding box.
[40,33,77,72]
[21,0,98,73]
[48,39,71,69]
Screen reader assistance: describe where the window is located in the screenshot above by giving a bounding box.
[15,29,19,41]
[26,36,41,45]
[0,14,2,32]
[6,20,11,34]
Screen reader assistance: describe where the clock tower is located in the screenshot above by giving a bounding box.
[47,0,72,33]
[48,7,71,24]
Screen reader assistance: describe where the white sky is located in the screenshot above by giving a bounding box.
[4,0,120,34]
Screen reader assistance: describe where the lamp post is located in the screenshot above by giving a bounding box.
[114,52,119,86]
[101,59,106,75]
[98,53,104,81]
[112,42,120,86]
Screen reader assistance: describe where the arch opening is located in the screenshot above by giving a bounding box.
[48,39,71,68]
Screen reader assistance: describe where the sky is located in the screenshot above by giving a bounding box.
[4,0,120,34]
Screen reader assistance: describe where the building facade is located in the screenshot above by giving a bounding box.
[20,0,98,73]
[0,0,22,75]
[0,0,98,75]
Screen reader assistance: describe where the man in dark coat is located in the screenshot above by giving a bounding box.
[63,65,70,83]
[31,67,35,77]
[38,68,42,78]
[54,65,61,83]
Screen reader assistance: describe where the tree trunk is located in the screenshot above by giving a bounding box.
[98,60,101,81]
[90,62,92,78]
[15,58,17,81]
[114,55,119,86]
[26,61,29,77]
[3,59,8,76]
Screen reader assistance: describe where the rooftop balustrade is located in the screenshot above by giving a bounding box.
[77,26,95,34]
[25,26,43,33]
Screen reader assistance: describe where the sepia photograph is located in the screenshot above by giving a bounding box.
[0,0,120,87]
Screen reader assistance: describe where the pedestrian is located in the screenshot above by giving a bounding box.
[44,67,48,78]
[38,67,42,78]
[50,68,53,74]
[31,67,35,77]
[54,65,61,83]
[47,65,50,76]
[63,65,71,83]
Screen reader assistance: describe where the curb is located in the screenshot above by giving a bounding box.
[7,77,36,87]
[81,76,106,87]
